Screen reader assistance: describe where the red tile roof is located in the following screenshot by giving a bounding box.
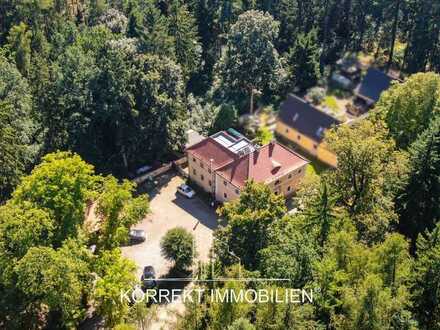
[216,142,309,188]
[186,137,236,169]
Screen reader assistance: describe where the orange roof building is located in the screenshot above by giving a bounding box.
[186,130,309,202]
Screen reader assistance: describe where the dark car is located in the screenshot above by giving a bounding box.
[141,266,157,291]
[129,229,146,243]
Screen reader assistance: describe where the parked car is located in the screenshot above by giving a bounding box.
[136,165,152,175]
[177,184,195,198]
[331,72,353,90]
[141,266,157,290]
[129,229,146,243]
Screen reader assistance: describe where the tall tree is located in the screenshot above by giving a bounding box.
[136,1,175,58]
[377,72,440,149]
[215,10,285,113]
[285,29,321,92]
[96,176,149,250]
[168,1,201,81]
[404,0,440,73]
[325,119,409,243]
[6,22,32,76]
[12,152,96,246]
[93,248,138,327]
[259,216,317,287]
[397,115,440,245]
[15,239,93,327]
[215,181,286,269]
[0,201,54,283]
[413,223,440,329]
[0,54,37,201]
[304,179,338,249]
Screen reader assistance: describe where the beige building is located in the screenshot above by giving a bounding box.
[276,94,341,167]
[186,131,309,203]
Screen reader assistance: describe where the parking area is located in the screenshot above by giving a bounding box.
[122,173,218,278]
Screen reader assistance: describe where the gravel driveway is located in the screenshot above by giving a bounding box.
[122,173,218,278]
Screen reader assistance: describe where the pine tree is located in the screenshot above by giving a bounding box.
[168,1,201,80]
[413,223,440,329]
[137,2,175,58]
[304,180,338,249]
[397,115,440,245]
[286,29,321,91]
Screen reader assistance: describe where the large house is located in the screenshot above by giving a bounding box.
[276,94,340,167]
[186,130,309,202]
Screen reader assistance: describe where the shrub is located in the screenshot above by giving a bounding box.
[307,87,326,104]
[160,227,196,270]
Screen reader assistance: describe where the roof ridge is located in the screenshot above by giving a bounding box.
[271,141,310,163]
[284,94,343,123]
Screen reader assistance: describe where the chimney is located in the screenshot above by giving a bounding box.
[269,140,275,158]
[253,146,260,164]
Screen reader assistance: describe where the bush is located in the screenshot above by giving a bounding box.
[307,87,326,104]
[160,227,196,270]
[255,127,274,145]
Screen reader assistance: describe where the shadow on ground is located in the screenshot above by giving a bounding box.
[137,171,175,200]
[172,194,218,231]
[155,267,192,305]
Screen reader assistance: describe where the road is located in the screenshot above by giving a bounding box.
[121,173,218,329]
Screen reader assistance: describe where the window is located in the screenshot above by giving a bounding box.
[224,193,228,198]
[235,189,239,194]
[193,169,196,175]
[208,180,212,186]
[200,162,204,169]
[208,169,211,174]
[193,157,196,162]
[201,175,204,181]
[297,135,301,140]
[287,186,291,192]
[275,179,280,186]
[224,181,227,186]
[288,174,292,179]
[298,169,302,174]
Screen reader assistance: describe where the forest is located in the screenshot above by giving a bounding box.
[1,0,440,329]
[2,0,440,199]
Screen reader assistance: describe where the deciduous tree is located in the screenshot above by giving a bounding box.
[160,227,195,271]
[12,152,96,246]
[215,181,286,269]
[377,72,440,149]
[325,120,409,243]
[215,10,285,113]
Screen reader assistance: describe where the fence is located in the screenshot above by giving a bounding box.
[133,157,188,184]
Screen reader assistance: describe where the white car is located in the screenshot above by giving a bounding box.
[177,184,196,198]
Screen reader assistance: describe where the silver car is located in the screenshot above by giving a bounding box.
[129,229,146,243]
[177,184,196,198]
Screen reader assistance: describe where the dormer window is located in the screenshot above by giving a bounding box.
[316,126,325,137]
[271,159,281,171]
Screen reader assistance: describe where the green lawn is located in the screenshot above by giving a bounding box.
[306,160,328,177]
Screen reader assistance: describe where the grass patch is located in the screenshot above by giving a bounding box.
[306,160,328,177]
[323,96,339,112]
